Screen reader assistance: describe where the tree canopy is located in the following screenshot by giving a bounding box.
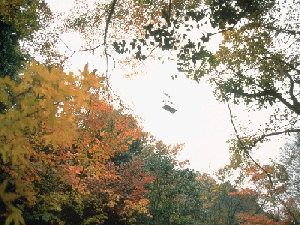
[1,0,300,224]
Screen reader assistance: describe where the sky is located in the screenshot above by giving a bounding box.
[111,58,234,172]
[45,0,285,173]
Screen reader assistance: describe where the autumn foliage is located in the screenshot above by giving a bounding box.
[0,62,154,224]
[1,61,297,225]
[237,213,288,225]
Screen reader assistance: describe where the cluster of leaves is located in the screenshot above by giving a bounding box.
[0,0,52,79]
[0,0,51,38]
[63,0,299,118]
[0,68,276,224]
[65,0,300,223]
[208,0,275,29]
[0,61,154,224]
[217,144,300,224]
[2,0,300,224]
[124,137,268,225]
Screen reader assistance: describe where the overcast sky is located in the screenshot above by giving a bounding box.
[45,0,285,173]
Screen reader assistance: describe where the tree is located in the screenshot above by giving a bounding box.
[0,0,51,39]
[0,20,30,79]
[60,0,298,126]
[0,0,52,79]
[72,102,151,224]
[212,1,300,116]
[102,0,299,141]
[5,1,298,223]
[208,1,300,222]
[138,137,207,225]
[196,172,263,225]
[0,61,153,224]
[217,152,300,224]
[280,133,300,207]
[0,61,103,224]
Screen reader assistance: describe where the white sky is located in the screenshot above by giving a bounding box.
[111,58,234,172]
[45,0,285,173]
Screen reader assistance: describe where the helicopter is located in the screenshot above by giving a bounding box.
[162,92,177,114]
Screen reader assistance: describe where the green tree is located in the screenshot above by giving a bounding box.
[207,1,300,221]
[0,20,29,79]
[196,172,263,225]
[139,138,205,225]
[0,0,52,79]
[212,1,300,115]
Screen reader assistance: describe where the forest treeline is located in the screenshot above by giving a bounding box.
[1,0,300,224]
[0,60,280,224]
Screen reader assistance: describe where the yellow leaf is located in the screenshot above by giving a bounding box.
[0,145,10,164]
[2,192,20,203]
[5,204,25,225]
[0,179,9,196]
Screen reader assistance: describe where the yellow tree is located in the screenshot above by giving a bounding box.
[0,62,103,224]
[0,60,153,224]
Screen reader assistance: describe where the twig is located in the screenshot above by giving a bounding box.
[227,103,300,224]
[227,103,273,185]
[80,0,117,52]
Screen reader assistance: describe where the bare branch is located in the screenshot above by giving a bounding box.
[253,128,300,147]
[227,103,273,185]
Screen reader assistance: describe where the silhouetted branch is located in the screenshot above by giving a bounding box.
[227,103,300,224]
[80,0,117,52]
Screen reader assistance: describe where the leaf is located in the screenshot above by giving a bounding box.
[5,204,25,225]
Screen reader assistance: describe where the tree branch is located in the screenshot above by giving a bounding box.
[168,0,172,26]
[272,91,300,115]
[80,0,118,52]
[288,74,297,104]
[228,103,300,224]
[264,24,300,36]
[252,128,300,148]
[104,0,118,47]
[232,88,300,115]
[227,103,274,185]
